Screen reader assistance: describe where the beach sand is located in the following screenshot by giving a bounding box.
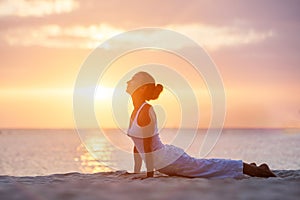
[1,170,299,200]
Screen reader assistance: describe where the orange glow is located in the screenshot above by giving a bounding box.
[0,1,299,129]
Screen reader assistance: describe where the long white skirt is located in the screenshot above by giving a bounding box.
[156,145,244,179]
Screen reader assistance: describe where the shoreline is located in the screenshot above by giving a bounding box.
[1,170,299,200]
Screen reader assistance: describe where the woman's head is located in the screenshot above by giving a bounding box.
[126,71,163,101]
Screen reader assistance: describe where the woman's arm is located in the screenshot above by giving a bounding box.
[133,146,142,173]
[138,104,154,178]
[144,137,154,177]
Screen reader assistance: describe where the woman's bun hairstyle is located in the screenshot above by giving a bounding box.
[150,84,163,100]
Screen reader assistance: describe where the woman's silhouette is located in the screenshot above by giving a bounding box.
[127,71,276,178]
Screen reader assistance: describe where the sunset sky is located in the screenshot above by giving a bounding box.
[0,0,299,129]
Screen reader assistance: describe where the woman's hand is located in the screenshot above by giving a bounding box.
[147,171,154,178]
[131,171,155,180]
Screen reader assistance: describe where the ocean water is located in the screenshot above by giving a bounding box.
[0,128,299,176]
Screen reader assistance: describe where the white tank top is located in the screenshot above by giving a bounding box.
[127,102,158,138]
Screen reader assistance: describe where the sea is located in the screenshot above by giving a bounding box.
[0,128,299,176]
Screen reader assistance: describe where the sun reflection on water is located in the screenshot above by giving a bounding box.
[75,137,115,173]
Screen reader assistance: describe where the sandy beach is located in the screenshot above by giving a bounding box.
[1,130,300,199]
[1,170,299,200]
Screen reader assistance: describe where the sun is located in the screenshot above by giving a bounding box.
[95,85,114,100]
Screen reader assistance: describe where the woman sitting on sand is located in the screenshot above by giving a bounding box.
[126,71,276,179]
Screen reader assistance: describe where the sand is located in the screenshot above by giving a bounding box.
[0,170,299,200]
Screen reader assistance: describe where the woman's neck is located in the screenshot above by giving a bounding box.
[132,96,146,109]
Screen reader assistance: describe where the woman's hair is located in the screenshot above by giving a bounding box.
[144,83,163,101]
[151,84,163,100]
[129,71,163,100]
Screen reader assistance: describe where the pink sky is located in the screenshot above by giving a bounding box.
[0,0,299,129]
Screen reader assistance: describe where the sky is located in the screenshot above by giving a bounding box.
[0,0,299,129]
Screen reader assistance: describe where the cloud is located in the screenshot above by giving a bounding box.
[1,24,123,49]
[2,1,298,32]
[0,0,78,17]
[0,23,274,51]
[167,24,274,51]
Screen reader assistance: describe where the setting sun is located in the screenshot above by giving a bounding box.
[95,86,115,100]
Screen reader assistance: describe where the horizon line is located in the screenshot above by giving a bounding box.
[1,127,299,131]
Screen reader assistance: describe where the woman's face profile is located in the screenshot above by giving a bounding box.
[126,72,156,96]
[126,78,135,95]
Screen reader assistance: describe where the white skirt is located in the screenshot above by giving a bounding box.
[153,145,244,179]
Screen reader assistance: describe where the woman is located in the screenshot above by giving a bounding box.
[127,71,276,179]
